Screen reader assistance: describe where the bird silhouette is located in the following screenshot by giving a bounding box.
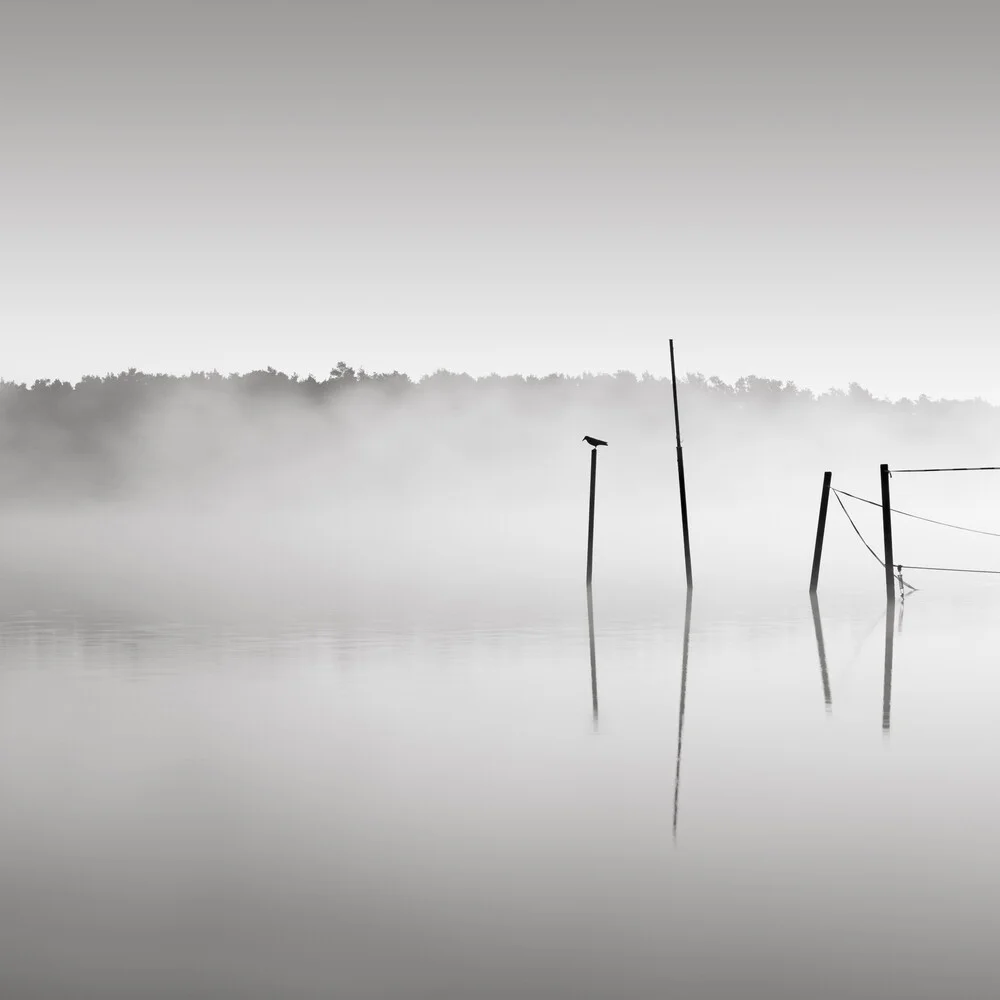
[583,436,608,447]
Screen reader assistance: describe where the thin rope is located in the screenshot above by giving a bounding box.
[891,467,1000,473]
[833,492,916,591]
[833,491,884,567]
[831,488,1000,539]
[898,565,1000,575]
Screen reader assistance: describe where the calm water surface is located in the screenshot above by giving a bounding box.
[1,586,999,999]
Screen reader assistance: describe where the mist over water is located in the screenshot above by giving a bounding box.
[4,370,1000,621]
[4,370,1000,998]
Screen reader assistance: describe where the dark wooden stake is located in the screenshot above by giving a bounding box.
[669,339,693,589]
[809,471,833,593]
[586,447,598,586]
[880,463,895,605]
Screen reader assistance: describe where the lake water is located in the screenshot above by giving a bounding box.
[2,584,1000,999]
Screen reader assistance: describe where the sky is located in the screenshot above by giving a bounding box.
[2,1,998,400]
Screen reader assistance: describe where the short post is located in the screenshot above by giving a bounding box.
[669,339,693,589]
[808,471,833,593]
[586,447,598,586]
[880,463,895,604]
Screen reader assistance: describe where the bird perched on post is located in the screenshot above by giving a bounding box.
[583,436,608,447]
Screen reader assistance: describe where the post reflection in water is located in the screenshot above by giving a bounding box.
[882,601,896,733]
[809,592,833,712]
[586,586,599,728]
[672,590,694,841]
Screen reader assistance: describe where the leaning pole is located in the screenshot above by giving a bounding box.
[809,471,833,593]
[669,340,693,589]
[880,463,895,605]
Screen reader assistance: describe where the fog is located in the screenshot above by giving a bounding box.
[7,367,1000,1000]
[3,368,1000,624]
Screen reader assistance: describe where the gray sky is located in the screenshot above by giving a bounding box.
[2,1,998,398]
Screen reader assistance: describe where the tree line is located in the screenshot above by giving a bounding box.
[1,363,996,501]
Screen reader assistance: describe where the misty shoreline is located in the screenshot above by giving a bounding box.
[3,363,1000,620]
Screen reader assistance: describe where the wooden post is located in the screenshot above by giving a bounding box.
[809,471,833,593]
[880,463,895,604]
[669,339,693,589]
[586,447,598,586]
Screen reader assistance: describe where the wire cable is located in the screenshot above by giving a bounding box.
[891,467,1000,473]
[833,491,884,567]
[898,565,1000,575]
[832,492,917,592]
[831,488,1000,539]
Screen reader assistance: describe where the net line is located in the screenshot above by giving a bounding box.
[899,565,1000,575]
[832,491,884,567]
[831,488,1000,539]
[834,488,1000,580]
[891,466,1000,473]
[832,492,917,592]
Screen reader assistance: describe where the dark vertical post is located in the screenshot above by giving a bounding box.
[880,464,895,604]
[586,447,598,586]
[809,472,833,593]
[669,339,693,590]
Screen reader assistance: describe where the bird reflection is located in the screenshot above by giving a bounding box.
[672,590,694,841]
[809,592,833,712]
[586,586,599,729]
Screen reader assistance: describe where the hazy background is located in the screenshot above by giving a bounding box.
[6,8,1000,993]
[2,1,999,399]
[4,368,1000,624]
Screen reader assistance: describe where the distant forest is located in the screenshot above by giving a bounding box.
[4,361,995,410]
[1,363,997,501]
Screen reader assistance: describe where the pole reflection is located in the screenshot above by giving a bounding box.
[586,585,599,729]
[809,592,833,712]
[672,590,694,841]
[882,601,895,733]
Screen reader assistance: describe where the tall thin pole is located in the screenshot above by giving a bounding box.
[669,339,693,589]
[586,447,598,587]
[809,471,833,593]
[880,463,895,604]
